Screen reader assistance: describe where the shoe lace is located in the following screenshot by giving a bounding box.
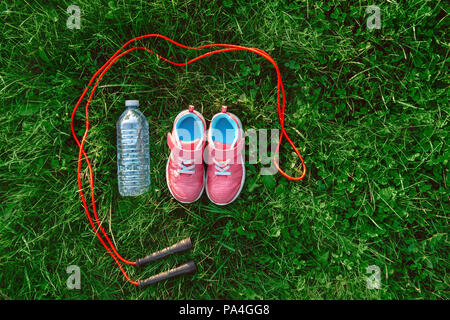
[177,157,195,174]
[213,158,231,176]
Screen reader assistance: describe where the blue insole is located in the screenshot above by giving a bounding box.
[177,116,202,141]
[213,117,236,145]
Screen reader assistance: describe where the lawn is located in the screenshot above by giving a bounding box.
[0,0,448,299]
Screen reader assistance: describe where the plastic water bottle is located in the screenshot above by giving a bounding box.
[116,100,150,196]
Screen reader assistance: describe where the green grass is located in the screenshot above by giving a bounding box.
[0,0,448,299]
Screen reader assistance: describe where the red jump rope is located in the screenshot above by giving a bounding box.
[70,34,306,288]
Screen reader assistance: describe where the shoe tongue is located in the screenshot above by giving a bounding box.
[180,138,201,151]
[213,141,233,151]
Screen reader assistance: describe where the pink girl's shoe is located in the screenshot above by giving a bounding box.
[206,106,245,205]
[166,105,206,203]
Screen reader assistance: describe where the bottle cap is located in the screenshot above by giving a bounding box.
[125,100,139,108]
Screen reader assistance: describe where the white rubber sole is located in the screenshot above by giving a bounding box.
[205,112,245,206]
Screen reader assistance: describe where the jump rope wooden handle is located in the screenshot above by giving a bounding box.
[137,260,197,288]
[135,237,193,267]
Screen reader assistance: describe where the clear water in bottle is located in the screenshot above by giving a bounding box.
[116,100,150,196]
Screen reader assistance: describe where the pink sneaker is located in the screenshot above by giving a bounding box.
[206,106,245,205]
[166,105,206,203]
